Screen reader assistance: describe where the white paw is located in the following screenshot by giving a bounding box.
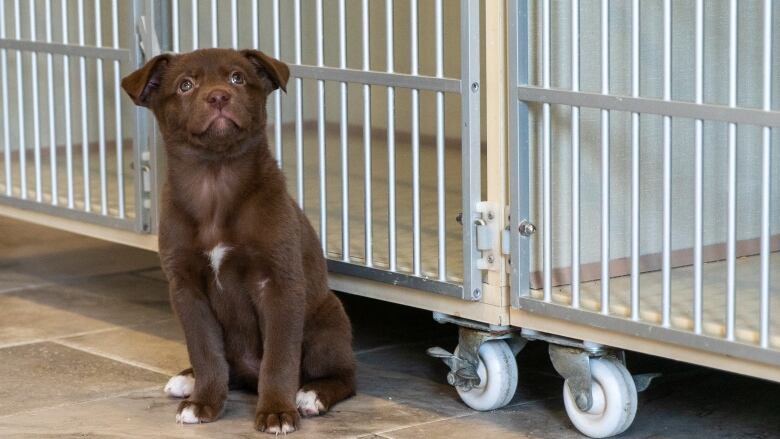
[164,374,195,398]
[296,389,325,417]
[175,406,201,424]
[267,421,296,434]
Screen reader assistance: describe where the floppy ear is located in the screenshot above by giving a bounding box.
[240,49,290,93]
[121,54,173,107]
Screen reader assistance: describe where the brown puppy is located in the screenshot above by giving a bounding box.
[122,48,355,434]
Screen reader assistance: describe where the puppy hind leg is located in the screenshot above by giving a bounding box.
[296,374,355,417]
[164,367,195,398]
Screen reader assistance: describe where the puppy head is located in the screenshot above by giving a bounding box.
[122,48,289,153]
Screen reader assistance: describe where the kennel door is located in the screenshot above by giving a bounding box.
[0,0,152,233]
[163,0,483,301]
[508,0,780,366]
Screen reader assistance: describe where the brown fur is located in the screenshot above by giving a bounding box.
[122,48,355,434]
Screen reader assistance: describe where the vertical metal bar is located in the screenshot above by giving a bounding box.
[172,0,179,52]
[694,0,704,333]
[273,0,281,166]
[759,0,772,349]
[725,0,737,341]
[435,0,445,280]
[411,0,421,276]
[509,0,531,303]
[0,0,9,196]
[662,0,672,327]
[29,0,42,202]
[294,0,303,206]
[316,0,327,254]
[230,0,238,49]
[571,0,581,308]
[14,0,26,199]
[61,0,73,207]
[600,0,610,314]
[251,0,258,48]
[78,0,89,211]
[211,0,218,47]
[95,0,108,215]
[362,0,373,267]
[387,0,397,271]
[339,0,349,262]
[461,0,481,299]
[45,0,57,205]
[542,0,552,302]
[630,0,640,321]
[113,0,124,218]
[192,0,198,50]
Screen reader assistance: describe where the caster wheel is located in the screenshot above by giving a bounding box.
[562,357,638,438]
[454,340,518,411]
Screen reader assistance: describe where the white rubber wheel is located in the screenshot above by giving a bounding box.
[454,340,518,411]
[562,357,638,438]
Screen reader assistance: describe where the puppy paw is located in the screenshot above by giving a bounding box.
[164,373,195,398]
[255,409,299,434]
[296,389,326,417]
[175,400,223,425]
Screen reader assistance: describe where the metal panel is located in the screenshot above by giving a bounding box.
[0,0,147,232]
[160,0,481,298]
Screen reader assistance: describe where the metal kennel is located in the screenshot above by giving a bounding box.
[2,1,779,438]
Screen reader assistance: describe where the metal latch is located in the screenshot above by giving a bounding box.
[475,202,500,271]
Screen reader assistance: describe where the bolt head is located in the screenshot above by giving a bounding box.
[471,82,480,92]
[519,221,537,236]
[447,372,457,386]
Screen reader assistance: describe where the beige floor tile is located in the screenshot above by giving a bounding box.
[0,385,456,439]
[60,319,189,376]
[0,342,165,418]
[0,277,172,346]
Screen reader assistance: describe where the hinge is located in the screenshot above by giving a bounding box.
[475,201,501,271]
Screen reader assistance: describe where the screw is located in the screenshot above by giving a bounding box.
[471,82,480,92]
[456,212,463,225]
[519,220,536,237]
[487,212,494,220]
[487,255,495,264]
[471,288,482,300]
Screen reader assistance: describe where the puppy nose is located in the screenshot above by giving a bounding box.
[207,89,231,110]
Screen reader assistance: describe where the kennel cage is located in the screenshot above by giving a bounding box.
[1,1,779,438]
[507,0,780,436]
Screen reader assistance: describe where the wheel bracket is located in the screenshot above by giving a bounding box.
[548,344,594,412]
[427,326,525,392]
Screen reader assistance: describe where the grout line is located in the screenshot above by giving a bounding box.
[373,412,476,437]
[0,282,53,295]
[0,385,163,421]
[0,318,175,350]
[52,338,174,377]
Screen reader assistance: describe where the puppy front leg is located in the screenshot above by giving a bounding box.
[253,277,304,434]
[169,277,230,424]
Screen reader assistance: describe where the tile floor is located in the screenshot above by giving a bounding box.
[0,216,778,438]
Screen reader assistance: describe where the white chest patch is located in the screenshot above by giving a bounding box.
[207,243,231,278]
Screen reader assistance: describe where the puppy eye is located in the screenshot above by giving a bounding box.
[230,72,244,85]
[179,79,194,93]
